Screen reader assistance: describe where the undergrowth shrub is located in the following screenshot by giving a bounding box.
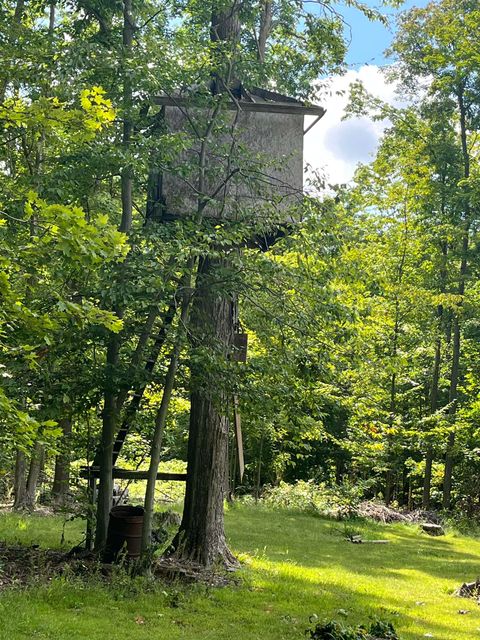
[306,618,399,640]
[444,512,480,537]
[256,480,371,519]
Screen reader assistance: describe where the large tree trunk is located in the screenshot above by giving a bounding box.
[442,87,470,509]
[13,449,27,509]
[423,445,433,510]
[423,338,441,509]
[95,0,134,551]
[385,305,400,505]
[257,1,273,62]
[0,0,26,103]
[52,417,72,509]
[211,5,241,43]
[384,207,408,505]
[95,339,120,549]
[443,313,462,508]
[21,441,45,511]
[170,2,241,569]
[171,257,237,568]
[423,239,447,509]
[384,470,393,506]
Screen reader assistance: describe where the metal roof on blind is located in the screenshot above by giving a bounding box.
[154,85,326,117]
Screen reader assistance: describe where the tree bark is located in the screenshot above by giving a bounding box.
[423,338,441,509]
[52,417,72,509]
[210,2,241,94]
[384,206,408,505]
[49,2,56,32]
[384,470,393,506]
[423,237,447,508]
[211,5,241,43]
[442,86,470,509]
[384,306,400,505]
[96,339,120,549]
[168,2,241,568]
[423,445,433,510]
[257,1,272,62]
[443,313,462,508]
[13,449,27,509]
[119,0,134,233]
[170,257,237,568]
[255,431,264,502]
[22,441,45,511]
[95,0,134,551]
[0,0,26,104]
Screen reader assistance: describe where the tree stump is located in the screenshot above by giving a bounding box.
[421,523,445,536]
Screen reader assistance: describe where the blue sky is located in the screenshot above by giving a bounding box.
[304,0,432,184]
[339,0,431,67]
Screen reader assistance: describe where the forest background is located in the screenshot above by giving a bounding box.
[1,0,480,562]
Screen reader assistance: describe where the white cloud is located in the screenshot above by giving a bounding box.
[304,65,399,186]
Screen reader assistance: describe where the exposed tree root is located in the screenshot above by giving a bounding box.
[153,555,239,587]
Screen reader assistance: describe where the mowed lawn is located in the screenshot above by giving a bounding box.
[0,505,479,639]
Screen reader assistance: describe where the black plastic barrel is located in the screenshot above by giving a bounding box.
[103,505,144,563]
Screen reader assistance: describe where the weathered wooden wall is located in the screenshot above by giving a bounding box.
[161,105,304,223]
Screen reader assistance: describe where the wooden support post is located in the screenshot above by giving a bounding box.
[233,395,244,481]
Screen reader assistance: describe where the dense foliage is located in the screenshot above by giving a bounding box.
[1,0,480,554]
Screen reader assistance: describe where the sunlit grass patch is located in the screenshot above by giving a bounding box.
[0,505,479,639]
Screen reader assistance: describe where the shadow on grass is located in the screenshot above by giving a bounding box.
[0,505,479,640]
[234,559,478,640]
[226,506,480,582]
[223,507,480,639]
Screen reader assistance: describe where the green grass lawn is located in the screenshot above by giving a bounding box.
[0,505,479,639]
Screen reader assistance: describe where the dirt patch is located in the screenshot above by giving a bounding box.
[0,543,238,591]
[0,543,66,590]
